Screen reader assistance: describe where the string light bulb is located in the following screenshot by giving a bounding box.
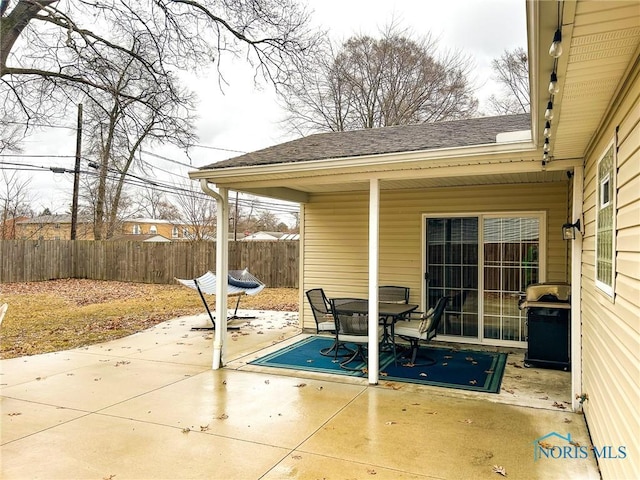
[545,101,554,120]
[549,29,563,57]
[549,72,559,94]
[543,138,551,153]
[544,121,552,138]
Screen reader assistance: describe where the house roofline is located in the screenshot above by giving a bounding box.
[190,139,541,182]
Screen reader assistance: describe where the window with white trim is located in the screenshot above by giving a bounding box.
[149,225,157,234]
[132,224,141,234]
[596,143,616,297]
[172,226,179,238]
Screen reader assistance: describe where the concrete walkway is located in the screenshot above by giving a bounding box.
[1,311,600,479]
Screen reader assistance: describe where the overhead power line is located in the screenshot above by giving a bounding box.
[190,144,246,154]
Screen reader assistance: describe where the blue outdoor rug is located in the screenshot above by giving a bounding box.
[250,336,507,394]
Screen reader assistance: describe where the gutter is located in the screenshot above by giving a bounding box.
[188,139,538,181]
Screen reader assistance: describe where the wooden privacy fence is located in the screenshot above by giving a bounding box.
[0,240,299,287]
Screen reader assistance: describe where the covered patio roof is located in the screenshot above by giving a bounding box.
[186,0,640,399]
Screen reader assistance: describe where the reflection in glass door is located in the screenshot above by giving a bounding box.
[483,217,540,342]
[426,217,479,338]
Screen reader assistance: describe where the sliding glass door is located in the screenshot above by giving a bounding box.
[425,214,542,345]
[425,217,479,339]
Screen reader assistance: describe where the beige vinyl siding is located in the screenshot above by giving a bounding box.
[301,182,569,330]
[580,66,640,479]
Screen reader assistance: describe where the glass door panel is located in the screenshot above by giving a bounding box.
[482,217,540,342]
[426,217,479,338]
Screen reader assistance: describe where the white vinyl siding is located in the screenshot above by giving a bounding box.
[580,65,640,480]
[301,182,569,331]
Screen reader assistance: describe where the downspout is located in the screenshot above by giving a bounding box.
[199,179,229,370]
[571,166,584,411]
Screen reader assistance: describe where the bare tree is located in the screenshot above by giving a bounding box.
[0,168,32,238]
[280,24,478,133]
[486,47,529,115]
[173,180,216,241]
[1,0,320,144]
[135,188,181,221]
[254,210,279,232]
[80,36,195,239]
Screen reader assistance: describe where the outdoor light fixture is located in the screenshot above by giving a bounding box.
[545,101,554,120]
[562,219,581,240]
[549,72,559,94]
[549,29,563,57]
[544,121,552,138]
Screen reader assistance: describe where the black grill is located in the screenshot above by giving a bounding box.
[519,283,571,371]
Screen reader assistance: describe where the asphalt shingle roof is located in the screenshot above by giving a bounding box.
[204,114,530,170]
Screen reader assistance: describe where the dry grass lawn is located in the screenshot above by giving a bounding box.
[0,279,299,359]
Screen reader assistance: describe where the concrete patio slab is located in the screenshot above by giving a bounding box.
[1,310,602,480]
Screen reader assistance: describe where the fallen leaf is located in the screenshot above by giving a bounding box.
[8,412,22,416]
[182,428,190,434]
[294,383,306,388]
[469,379,477,385]
[492,465,507,476]
[200,425,210,432]
[563,418,572,423]
[553,401,567,409]
[419,372,427,377]
[216,413,229,420]
[291,455,302,460]
[460,418,473,424]
[367,469,377,475]
[385,421,397,425]
[538,441,553,449]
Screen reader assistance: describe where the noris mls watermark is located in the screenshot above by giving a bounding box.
[533,432,627,462]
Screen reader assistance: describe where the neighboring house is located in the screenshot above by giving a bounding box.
[15,215,94,240]
[108,234,171,243]
[15,216,192,241]
[188,2,639,478]
[121,218,191,240]
[241,231,299,241]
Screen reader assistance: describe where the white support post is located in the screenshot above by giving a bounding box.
[199,180,229,370]
[368,178,380,385]
[571,166,583,410]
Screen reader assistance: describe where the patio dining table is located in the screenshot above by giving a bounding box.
[332,300,419,355]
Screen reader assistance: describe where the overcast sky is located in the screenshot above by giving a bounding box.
[9,0,527,216]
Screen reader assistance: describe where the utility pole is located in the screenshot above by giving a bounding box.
[70,103,83,240]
